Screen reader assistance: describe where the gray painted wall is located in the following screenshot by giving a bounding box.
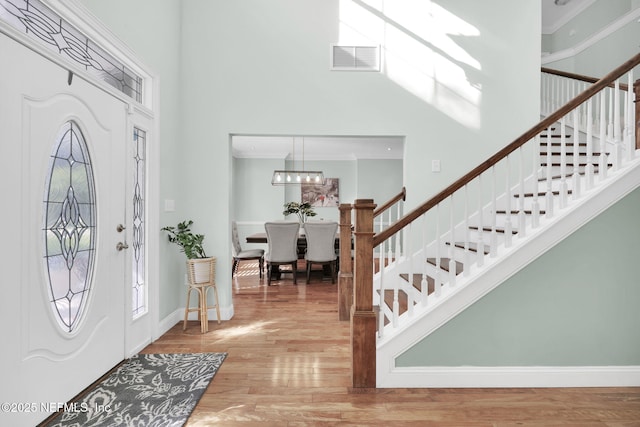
[79,0,639,370]
[84,1,640,373]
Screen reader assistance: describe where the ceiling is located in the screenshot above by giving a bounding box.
[232,1,592,161]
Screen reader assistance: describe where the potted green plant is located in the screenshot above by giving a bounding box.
[161,220,207,259]
[162,220,213,284]
[283,201,317,223]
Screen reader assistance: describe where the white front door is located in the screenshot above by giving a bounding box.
[0,34,128,426]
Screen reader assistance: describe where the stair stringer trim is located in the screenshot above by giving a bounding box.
[376,155,640,388]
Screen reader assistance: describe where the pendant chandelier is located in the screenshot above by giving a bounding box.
[271,137,324,185]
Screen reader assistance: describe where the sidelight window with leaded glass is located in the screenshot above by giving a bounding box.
[132,128,146,318]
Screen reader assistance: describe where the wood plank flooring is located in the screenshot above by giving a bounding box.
[141,261,640,426]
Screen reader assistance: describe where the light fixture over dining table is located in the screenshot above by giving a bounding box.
[271,136,325,185]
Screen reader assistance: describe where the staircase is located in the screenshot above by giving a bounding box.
[343,53,640,388]
[379,123,616,318]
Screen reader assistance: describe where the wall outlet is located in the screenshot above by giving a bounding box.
[164,199,175,212]
[432,160,441,173]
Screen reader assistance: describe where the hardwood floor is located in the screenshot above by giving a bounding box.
[141,262,640,426]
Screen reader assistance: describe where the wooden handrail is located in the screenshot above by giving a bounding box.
[541,67,630,91]
[374,52,640,247]
[373,187,406,218]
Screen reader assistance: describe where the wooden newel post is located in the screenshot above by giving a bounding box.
[634,79,639,150]
[351,198,377,388]
[338,203,353,321]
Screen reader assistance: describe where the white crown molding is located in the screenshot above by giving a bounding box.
[542,7,640,64]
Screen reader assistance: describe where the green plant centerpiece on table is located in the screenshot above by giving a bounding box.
[161,220,207,259]
[283,201,317,223]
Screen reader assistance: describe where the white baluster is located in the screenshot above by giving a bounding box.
[599,90,608,182]
[608,86,614,142]
[463,184,470,276]
[434,204,441,297]
[545,130,554,218]
[559,118,569,209]
[476,175,485,267]
[572,108,581,200]
[550,76,556,113]
[504,157,513,248]
[580,82,591,130]
[531,135,540,228]
[518,146,526,238]
[421,213,428,306]
[378,216,384,271]
[585,98,594,190]
[613,79,623,170]
[392,253,399,328]
[377,251,385,338]
[626,71,635,161]
[541,73,548,115]
[490,165,497,258]
[449,195,456,287]
[547,76,556,114]
[387,212,393,267]
[406,223,413,318]
[396,203,402,259]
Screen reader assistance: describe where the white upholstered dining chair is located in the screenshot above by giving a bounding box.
[303,221,338,283]
[231,221,264,278]
[264,221,300,285]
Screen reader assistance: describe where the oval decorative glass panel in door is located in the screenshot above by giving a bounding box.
[43,121,96,333]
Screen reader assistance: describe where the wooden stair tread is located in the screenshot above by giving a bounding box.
[539,134,572,139]
[539,152,603,156]
[514,189,573,198]
[538,172,586,181]
[540,141,586,146]
[426,257,464,274]
[447,241,491,255]
[541,162,611,167]
[399,273,435,293]
[495,209,546,215]
[469,226,518,234]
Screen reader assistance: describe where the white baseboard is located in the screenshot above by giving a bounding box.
[379,365,640,388]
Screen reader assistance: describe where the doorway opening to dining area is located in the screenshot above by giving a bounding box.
[230,134,405,283]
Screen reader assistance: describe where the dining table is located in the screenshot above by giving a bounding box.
[245,231,340,258]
